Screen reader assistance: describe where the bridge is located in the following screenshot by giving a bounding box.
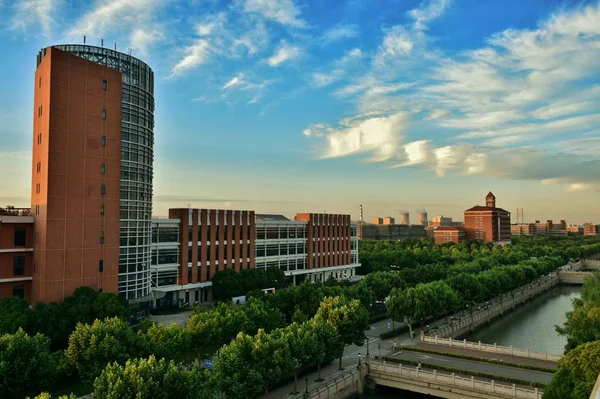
[294,357,547,399]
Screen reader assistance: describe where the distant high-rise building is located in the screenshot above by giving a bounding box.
[464,192,511,243]
[31,45,154,305]
[430,215,453,228]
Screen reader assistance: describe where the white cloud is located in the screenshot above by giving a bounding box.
[10,0,56,38]
[312,71,344,87]
[303,112,409,160]
[303,2,600,192]
[171,40,211,77]
[321,24,360,43]
[223,73,245,89]
[67,0,164,56]
[375,26,414,64]
[241,0,305,27]
[408,0,452,30]
[267,42,300,66]
[130,29,163,58]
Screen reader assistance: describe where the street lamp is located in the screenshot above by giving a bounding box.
[305,378,308,393]
[358,352,361,366]
[366,337,370,356]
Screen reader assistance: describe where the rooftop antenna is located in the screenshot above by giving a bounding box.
[101,38,104,47]
[114,42,117,51]
[359,205,363,223]
[83,35,86,44]
[128,48,133,56]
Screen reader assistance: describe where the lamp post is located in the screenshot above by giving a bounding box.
[378,343,382,359]
[366,337,370,357]
[305,378,308,394]
[358,352,361,366]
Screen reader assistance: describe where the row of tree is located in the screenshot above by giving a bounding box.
[3,295,368,399]
[359,236,600,276]
[545,273,600,398]
[0,287,128,349]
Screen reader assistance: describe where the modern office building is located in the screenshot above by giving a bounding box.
[464,192,511,243]
[429,215,453,228]
[149,209,359,308]
[433,226,466,245]
[0,208,34,302]
[31,45,154,305]
[511,220,568,236]
[511,223,537,236]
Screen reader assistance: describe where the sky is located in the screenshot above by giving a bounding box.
[0,0,599,224]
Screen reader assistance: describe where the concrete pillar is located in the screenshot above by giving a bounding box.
[463,339,467,348]
[433,370,436,381]
[535,387,539,398]
[293,274,297,285]
[416,367,419,378]
[510,345,513,355]
[512,384,516,395]
[449,337,453,346]
[452,373,455,385]
[491,380,495,392]
[471,376,474,388]
[478,341,481,350]
[435,335,438,344]
[494,343,497,352]
[399,363,402,374]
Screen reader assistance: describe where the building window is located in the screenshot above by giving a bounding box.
[100,231,105,244]
[100,184,106,195]
[102,80,107,90]
[14,227,26,246]
[101,163,106,174]
[100,205,104,215]
[38,77,41,88]
[12,285,24,299]
[101,136,106,146]
[101,109,106,119]
[99,260,104,273]
[13,256,25,275]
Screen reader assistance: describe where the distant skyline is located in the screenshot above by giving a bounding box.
[0,0,599,224]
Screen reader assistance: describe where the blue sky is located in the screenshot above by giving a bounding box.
[0,0,599,224]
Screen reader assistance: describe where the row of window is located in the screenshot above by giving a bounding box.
[185,225,254,243]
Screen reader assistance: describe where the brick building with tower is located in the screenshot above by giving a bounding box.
[463,192,511,243]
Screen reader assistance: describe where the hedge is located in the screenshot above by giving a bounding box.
[379,356,547,389]
[401,346,556,373]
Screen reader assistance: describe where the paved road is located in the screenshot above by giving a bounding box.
[387,351,553,385]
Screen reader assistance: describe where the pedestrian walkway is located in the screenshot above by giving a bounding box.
[412,342,559,370]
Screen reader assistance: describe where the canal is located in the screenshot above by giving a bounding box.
[367,285,580,398]
[465,285,581,355]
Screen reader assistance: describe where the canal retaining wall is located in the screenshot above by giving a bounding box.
[426,275,559,342]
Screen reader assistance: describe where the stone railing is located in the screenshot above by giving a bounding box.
[426,275,558,340]
[368,360,543,399]
[290,366,367,399]
[421,335,561,362]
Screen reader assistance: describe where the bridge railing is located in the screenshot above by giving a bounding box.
[369,360,542,399]
[421,335,562,362]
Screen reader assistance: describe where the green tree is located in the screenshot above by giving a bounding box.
[0,296,31,334]
[285,323,320,393]
[214,329,294,398]
[313,296,368,370]
[544,341,600,399]
[386,287,417,337]
[93,356,215,399]
[211,269,243,301]
[359,272,405,302]
[140,322,192,359]
[310,320,342,380]
[28,393,76,399]
[66,317,144,383]
[0,329,58,399]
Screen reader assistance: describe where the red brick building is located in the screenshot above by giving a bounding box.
[294,213,352,271]
[31,47,121,303]
[0,210,35,302]
[584,223,599,236]
[433,226,466,245]
[464,192,511,243]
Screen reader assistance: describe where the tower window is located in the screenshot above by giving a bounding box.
[99,260,104,273]
[100,231,105,244]
[101,109,106,119]
[101,136,106,146]
[100,205,105,216]
[101,163,105,174]
[100,184,106,195]
[102,80,107,90]
[13,256,25,275]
